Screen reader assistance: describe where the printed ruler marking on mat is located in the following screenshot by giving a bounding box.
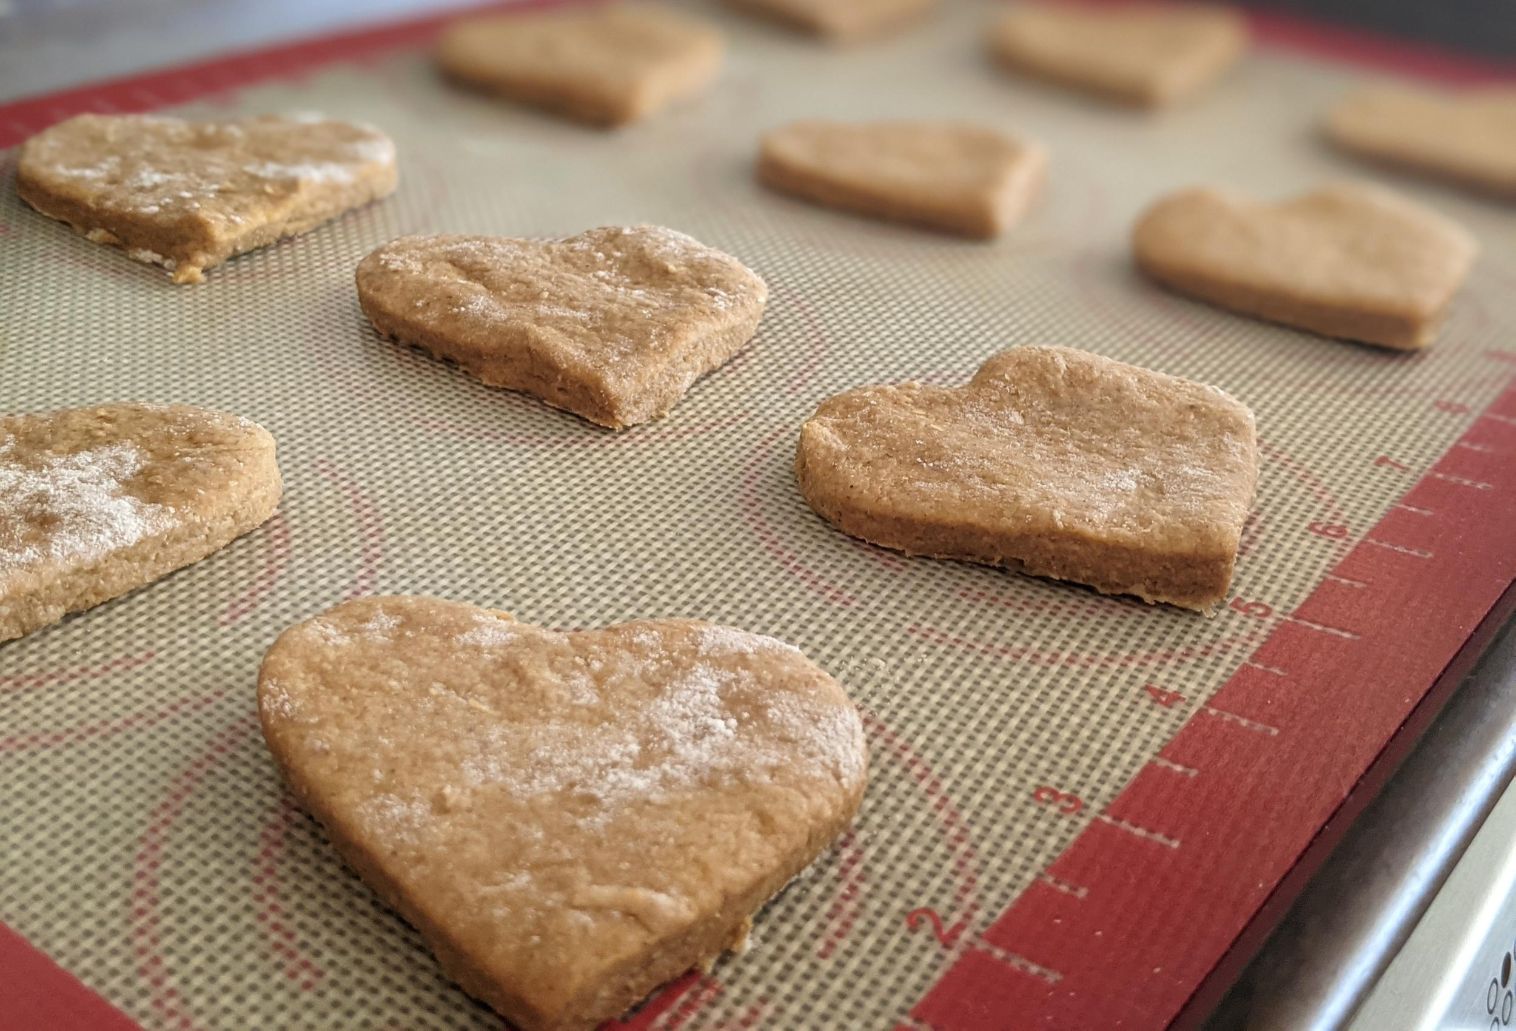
[907,383,1516,1029]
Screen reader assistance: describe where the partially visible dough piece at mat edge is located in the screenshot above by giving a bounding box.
[1133,182,1477,350]
[437,5,723,126]
[1326,85,1516,198]
[1,403,282,643]
[16,113,397,284]
[988,3,1248,108]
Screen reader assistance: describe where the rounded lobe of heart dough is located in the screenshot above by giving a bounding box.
[1326,85,1516,199]
[436,5,724,126]
[1132,182,1478,350]
[16,113,397,283]
[989,3,1248,108]
[727,0,936,42]
[258,596,867,1031]
[758,119,1047,238]
[1,403,281,642]
[355,226,768,429]
[796,346,1259,611]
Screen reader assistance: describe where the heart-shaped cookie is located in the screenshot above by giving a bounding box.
[1133,182,1477,350]
[1,403,281,643]
[1326,85,1516,198]
[796,346,1257,611]
[258,595,867,1031]
[988,3,1248,108]
[17,113,397,284]
[758,120,1046,238]
[437,5,724,127]
[356,226,769,428]
[728,0,936,42]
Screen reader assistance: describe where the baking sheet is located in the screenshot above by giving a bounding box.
[3,2,1516,1027]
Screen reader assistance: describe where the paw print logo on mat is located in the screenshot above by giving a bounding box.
[1486,942,1515,1029]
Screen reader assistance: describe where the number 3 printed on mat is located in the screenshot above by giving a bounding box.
[1032,786,1084,815]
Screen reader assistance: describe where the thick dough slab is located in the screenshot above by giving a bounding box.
[258,595,868,1031]
[436,5,723,126]
[796,346,1258,611]
[1133,182,1477,350]
[988,3,1248,108]
[1,403,281,642]
[16,113,397,283]
[355,226,768,429]
[758,119,1046,238]
[1326,85,1516,198]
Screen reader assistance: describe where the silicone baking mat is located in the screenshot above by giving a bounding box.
[2,2,1515,1028]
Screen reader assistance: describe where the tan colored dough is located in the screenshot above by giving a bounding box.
[1,403,281,643]
[258,595,868,1031]
[1132,182,1477,350]
[436,5,723,126]
[796,346,1258,611]
[16,113,396,284]
[355,226,768,429]
[988,3,1248,108]
[1326,85,1516,198]
[757,120,1046,238]
[727,0,935,41]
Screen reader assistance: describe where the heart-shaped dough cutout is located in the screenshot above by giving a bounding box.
[728,0,935,42]
[1326,85,1516,199]
[1133,182,1477,350]
[758,120,1046,238]
[796,346,1257,611]
[356,226,768,428]
[258,595,867,1031]
[17,113,397,284]
[437,5,723,127]
[1,403,281,643]
[989,3,1248,108]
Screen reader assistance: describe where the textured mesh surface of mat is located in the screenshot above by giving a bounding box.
[3,3,1515,1028]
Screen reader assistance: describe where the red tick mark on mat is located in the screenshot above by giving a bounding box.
[1149,757,1198,778]
[1094,814,1181,850]
[968,937,1062,984]
[1362,538,1433,559]
[1038,875,1089,899]
[1201,705,1279,736]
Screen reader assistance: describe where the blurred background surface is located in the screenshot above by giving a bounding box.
[0,0,1512,103]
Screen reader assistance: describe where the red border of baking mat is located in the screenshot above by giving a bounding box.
[904,380,1516,1030]
[2,6,1515,1030]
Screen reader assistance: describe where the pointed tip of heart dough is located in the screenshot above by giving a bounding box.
[258,595,866,1031]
